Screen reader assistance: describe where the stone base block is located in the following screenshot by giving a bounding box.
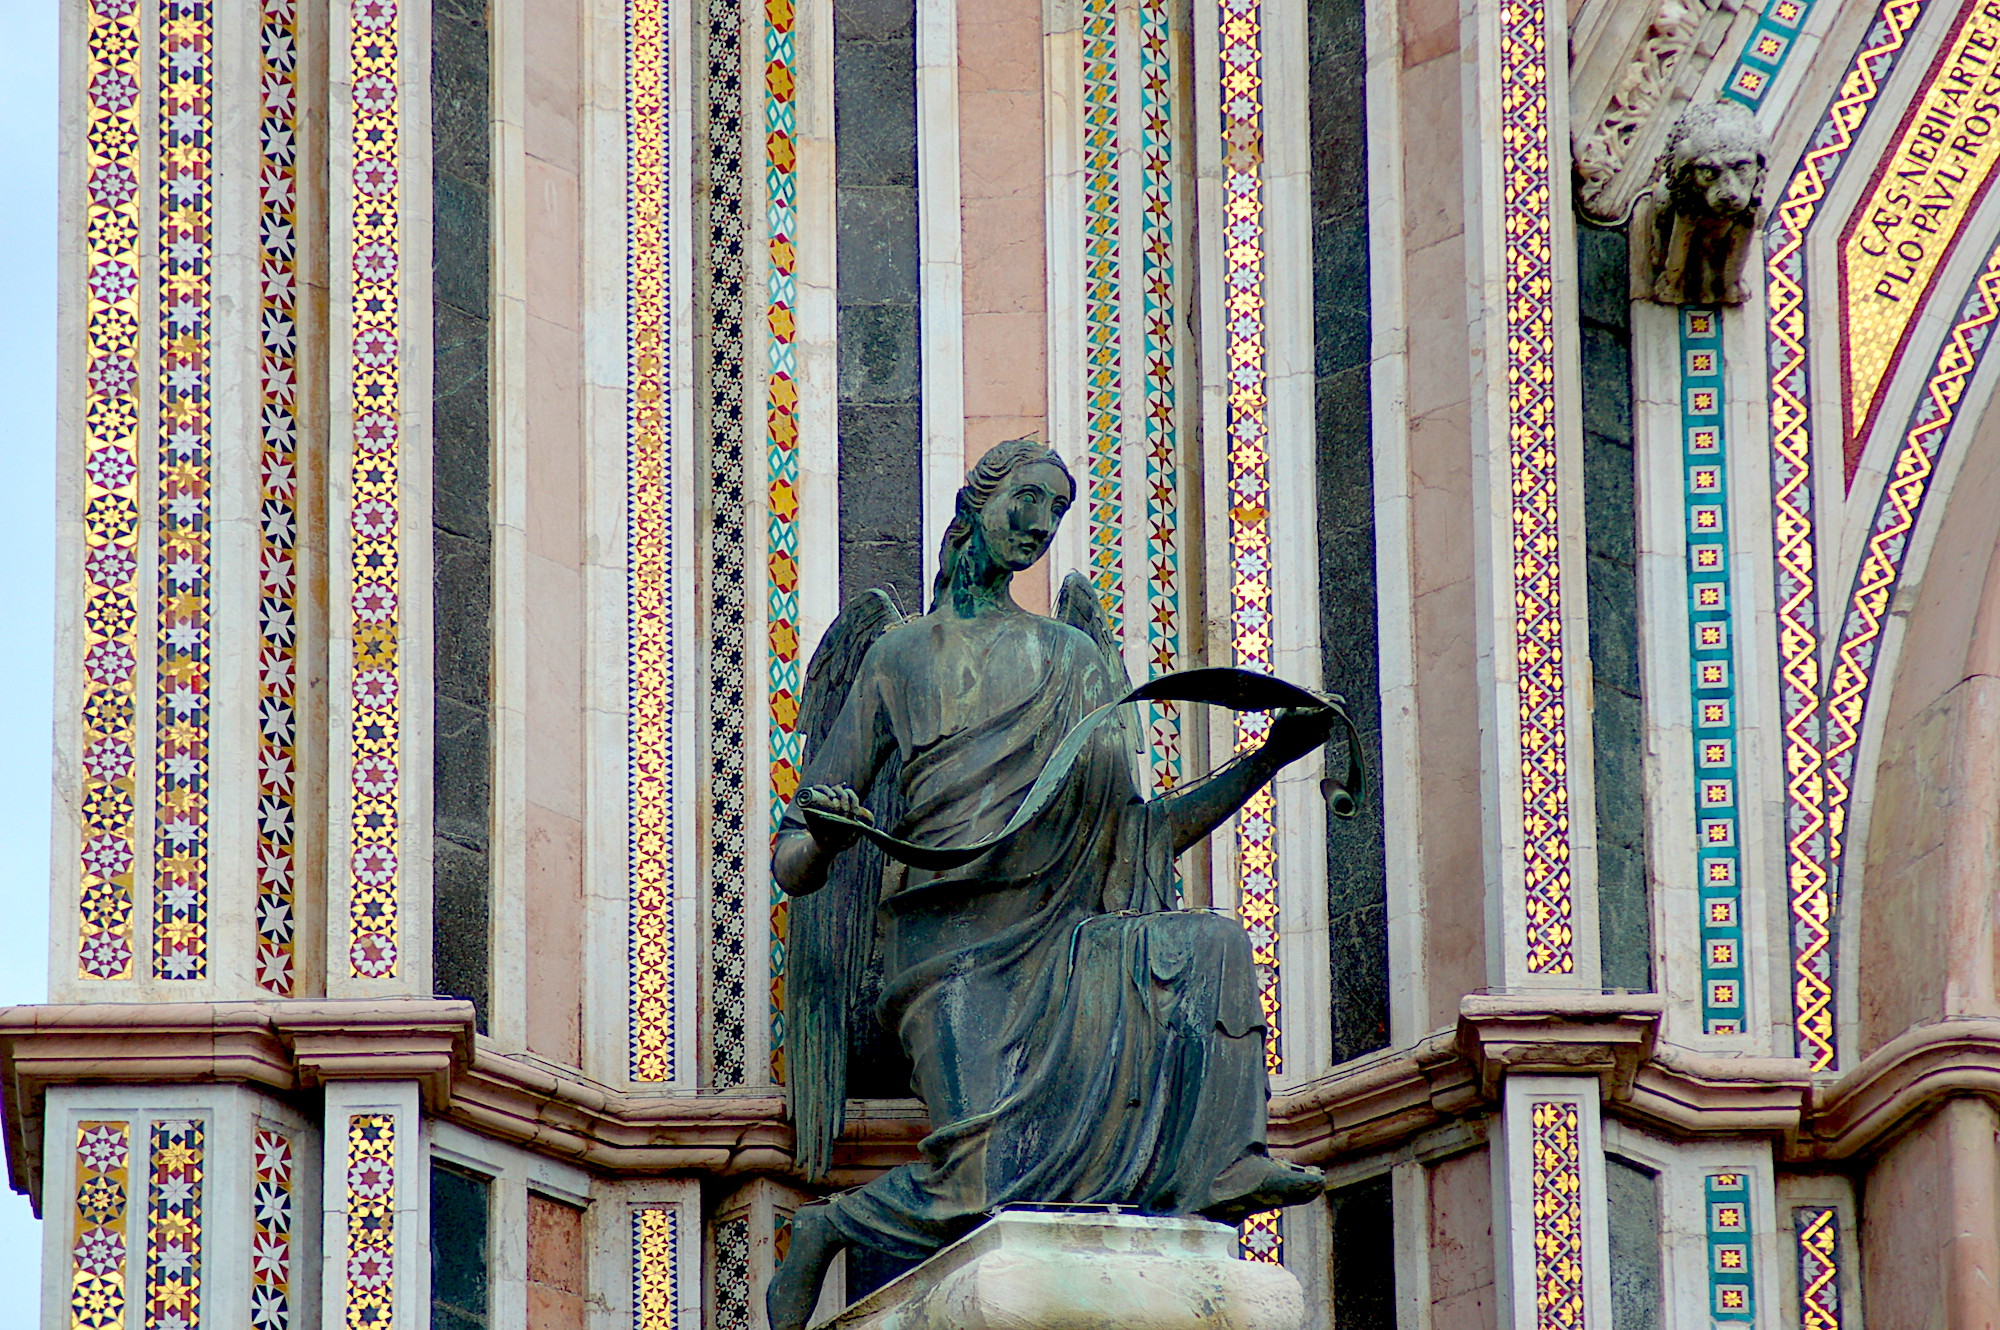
[825,1208,1304,1330]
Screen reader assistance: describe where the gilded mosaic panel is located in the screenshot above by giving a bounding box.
[1529,1101,1585,1329]
[628,0,676,1085]
[69,1121,130,1330]
[154,0,215,979]
[251,1129,295,1330]
[256,0,303,995]
[345,0,406,979]
[79,0,144,981]
[144,1118,204,1329]
[1840,0,2000,463]
[1794,1205,1844,1330]
[1499,0,1575,976]
[765,0,802,1083]
[1219,0,1282,1077]
[635,1208,678,1330]
[343,1113,396,1327]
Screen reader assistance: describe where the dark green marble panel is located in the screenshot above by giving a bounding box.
[1606,1155,1663,1330]
[1329,1175,1395,1328]
[431,1164,491,1330]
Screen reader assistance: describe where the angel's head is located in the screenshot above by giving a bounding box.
[932,438,1075,609]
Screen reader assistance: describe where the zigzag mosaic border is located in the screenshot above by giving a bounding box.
[1762,0,1929,1068]
[1083,0,1125,635]
[1794,1205,1845,1329]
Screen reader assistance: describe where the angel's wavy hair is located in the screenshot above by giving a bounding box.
[929,438,1074,610]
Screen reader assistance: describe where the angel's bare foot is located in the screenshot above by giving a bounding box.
[768,1203,846,1330]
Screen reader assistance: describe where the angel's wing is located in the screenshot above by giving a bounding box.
[1056,571,1138,754]
[788,588,907,1181]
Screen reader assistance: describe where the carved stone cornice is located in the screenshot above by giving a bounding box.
[12,1001,2000,1208]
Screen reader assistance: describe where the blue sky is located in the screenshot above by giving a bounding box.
[0,0,59,1295]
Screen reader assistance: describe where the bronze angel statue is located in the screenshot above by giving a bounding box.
[768,439,1360,1328]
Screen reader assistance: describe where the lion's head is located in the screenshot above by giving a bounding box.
[1662,100,1766,223]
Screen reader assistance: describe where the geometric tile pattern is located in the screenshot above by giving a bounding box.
[79,0,145,981]
[144,1118,204,1329]
[1082,0,1125,635]
[714,1213,751,1330]
[1761,0,1926,1069]
[154,0,214,979]
[1680,308,1746,1037]
[705,0,751,1090]
[69,1121,130,1330]
[251,0,301,990]
[1705,1171,1753,1322]
[1139,0,1182,795]
[343,1113,396,1328]
[1219,0,1282,1076]
[1238,1207,1281,1265]
[1529,1100,1585,1330]
[1837,2,2000,467]
[1500,0,1574,976]
[764,0,802,1084]
[634,1207,677,1330]
[627,0,675,1086]
[255,0,302,995]
[251,1130,294,1330]
[344,0,406,979]
[1722,0,1818,109]
[1794,1205,1844,1330]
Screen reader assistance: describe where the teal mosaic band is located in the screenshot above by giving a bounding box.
[1681,307,1746,1036]
[1706,1171,1755,1321]
[1722,0,1817,108]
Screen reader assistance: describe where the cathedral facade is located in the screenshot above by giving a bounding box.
[12,0,2000,1323]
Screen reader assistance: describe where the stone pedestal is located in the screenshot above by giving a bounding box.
[824,1209,1305,1330]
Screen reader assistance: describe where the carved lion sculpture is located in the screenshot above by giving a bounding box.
[1632,100,1768,305]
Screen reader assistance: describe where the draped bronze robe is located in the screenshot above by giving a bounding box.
[776,609,1274,1260]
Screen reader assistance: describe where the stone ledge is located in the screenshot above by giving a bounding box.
[825,1210,1302,1330]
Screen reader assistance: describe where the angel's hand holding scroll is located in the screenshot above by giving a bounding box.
[797,784,873,855]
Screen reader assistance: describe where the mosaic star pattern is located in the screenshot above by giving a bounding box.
[69,1121,129,1330]
[1500,0,1573,975]
[1530,1101,1585,1329]
[345,0,406,979]
[78,0,144,981]
[251,1130,295,1330]
[1762,0,1926,1068]
[765,0,802,1083]
[706,0,751,1090]
[1082,0,1125,634]
[1680,309,1746,1036]
[627,0,675,1086]
[256,0,302,995]
[1722,0,1818,108]
[1795,1206,1844,1329]
[714,1214,751,1330]
[1139,0,1182,794]
[1705,1171,1753,1322]
[155,0,215,979]
[144,1118,204,1329]
[344,1114,396,1327]
[634,1208,677,1330]
[1219,0,1282,1079]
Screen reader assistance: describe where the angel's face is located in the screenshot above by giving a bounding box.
[978,461,1074,572]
